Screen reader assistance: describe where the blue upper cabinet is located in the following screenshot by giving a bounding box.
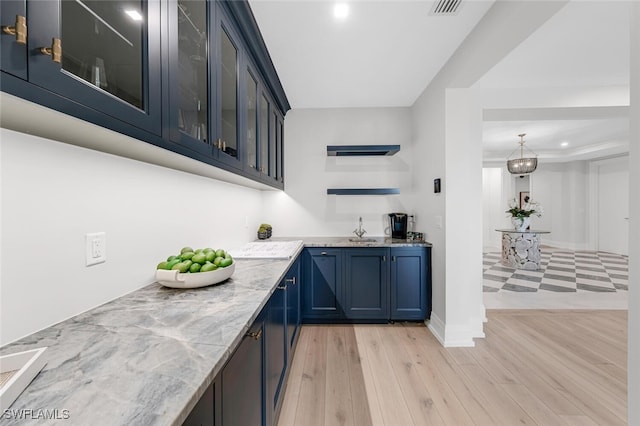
[1,0,289,189]
[241,64,275,181]
[1,1,27,80]
[23,0,161,135]
[168,0,213,157]
[214,5,242,169]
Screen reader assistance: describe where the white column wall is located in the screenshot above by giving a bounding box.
[409,0,567,346]
[627,2,639,424]
[444,89,485,344]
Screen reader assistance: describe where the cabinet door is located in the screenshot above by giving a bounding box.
[221,314,264,426]
[258,91,271,177]
[26,0,161,135]
[275,113,284,184]
[168,0,212,156]
[245,65,260,175]
[214,6,241,169]
[343,248,389,319]
[286,257,301,351]
[265,284,287,426]
[182,377,220,426]
[390,247,427,320]
[303,248,343,319]
[0,0,27,79]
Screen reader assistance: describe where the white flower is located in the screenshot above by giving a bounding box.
[506,199,544,218]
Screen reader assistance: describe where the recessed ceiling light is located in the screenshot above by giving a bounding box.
[561,141,569,147]
[125,10,143,21]
[334,3,349,19]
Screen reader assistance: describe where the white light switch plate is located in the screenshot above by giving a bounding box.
[86,232,106,266]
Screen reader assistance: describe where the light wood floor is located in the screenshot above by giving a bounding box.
[277,310,627,426]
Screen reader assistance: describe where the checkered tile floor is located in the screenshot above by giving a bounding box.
[483,247,629,293]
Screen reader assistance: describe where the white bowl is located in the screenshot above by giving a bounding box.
[155,262,235,289]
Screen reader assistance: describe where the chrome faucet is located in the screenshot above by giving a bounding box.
[353,217,367,238]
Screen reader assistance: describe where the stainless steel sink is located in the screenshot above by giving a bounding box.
[348,238,377,242]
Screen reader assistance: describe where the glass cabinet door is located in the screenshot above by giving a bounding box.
[215,8,240,168]
[246,69,258,173]
[276,114,284,183]
[269,111,277,179]
[27,0,161,134]
[169,0,210,155]
[259,93,270,176]
[1,0,28,80]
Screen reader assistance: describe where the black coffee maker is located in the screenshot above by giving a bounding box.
[388,213,408,240]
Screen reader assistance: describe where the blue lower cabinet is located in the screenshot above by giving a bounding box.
[343,248,389,319]
[390,247,428,321]
[220,311,265,426]
[301,247,431,322]
[212,258,302,426]
[182,377,220,426]
[303,248,343,319]
[265,282,287,426]
[286,257,301,351]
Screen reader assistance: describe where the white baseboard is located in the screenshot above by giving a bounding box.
[426,313,446,345]
[426,312,482,347]
[543,240,591,251]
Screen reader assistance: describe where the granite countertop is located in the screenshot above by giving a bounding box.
[272,236,432,248]
[0,238,430,425]
[0,247,303,426]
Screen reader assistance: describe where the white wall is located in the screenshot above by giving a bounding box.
[484,158,632,252]
[482,168,505,249]
[530,161,589,249]
[410,81,448,340]
[0,128,263,345]
[262,107,414,237]
[514,174,530,201]
[628,3,639,424]
[592,156,629,255]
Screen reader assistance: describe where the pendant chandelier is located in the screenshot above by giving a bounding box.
[507,133,538,175]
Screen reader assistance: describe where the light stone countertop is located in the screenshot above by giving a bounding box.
[0,237,430,425]
[271,236,432,248]
[0,253,301,426]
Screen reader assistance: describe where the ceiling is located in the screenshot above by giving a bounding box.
[249,0,494,108]
[249,0,631,161]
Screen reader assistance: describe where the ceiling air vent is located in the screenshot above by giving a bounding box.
[430,0,462,16]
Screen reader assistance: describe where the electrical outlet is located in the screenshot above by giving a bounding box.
[86,232,106,266]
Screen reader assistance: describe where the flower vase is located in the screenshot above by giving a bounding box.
[512,216,531,232]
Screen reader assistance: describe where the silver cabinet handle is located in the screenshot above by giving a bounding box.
[321,251,327,256]
[285,277,296,285]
